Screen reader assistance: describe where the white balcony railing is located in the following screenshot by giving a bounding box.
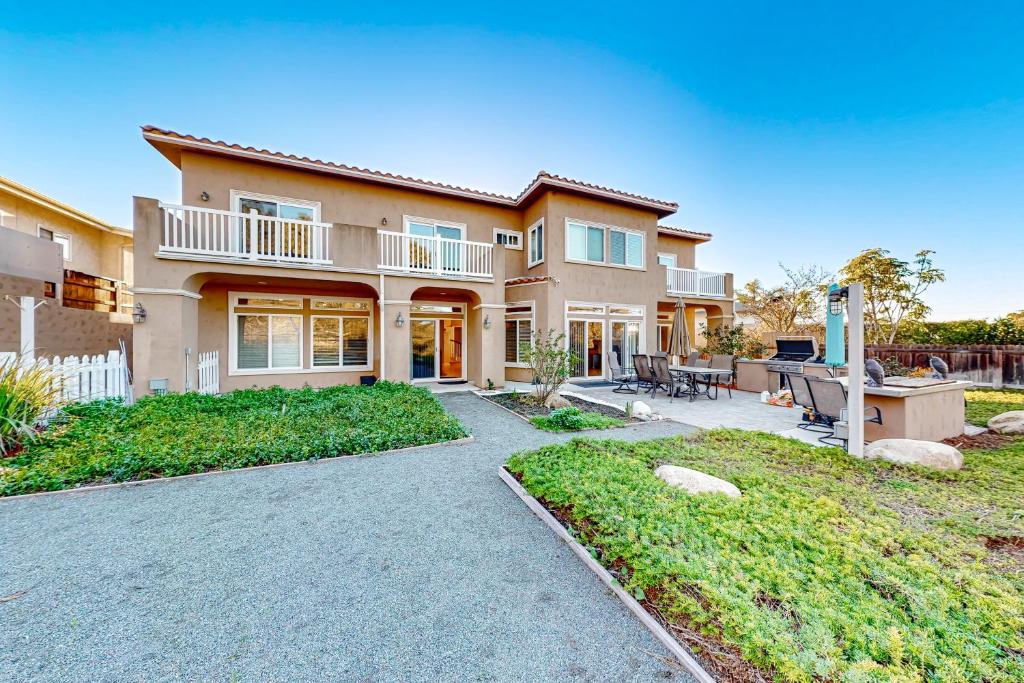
[666,266,727,298]
[158,203,332,265]
[378,230,493,278]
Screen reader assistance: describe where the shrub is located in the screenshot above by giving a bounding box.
[898,317,1024,345]
[547,406,585,430]
[0,356,62,455]
[529,406,624,432]
[521,329,579,404]
[0,382,466,495]
[701,323,767,360]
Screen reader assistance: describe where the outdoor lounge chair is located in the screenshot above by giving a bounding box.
[632,354,655,395]
[607,351,638,394]
[805,377,883,448]
[785,373,831,432]
[651,355,682,402]
[708,354,735,398]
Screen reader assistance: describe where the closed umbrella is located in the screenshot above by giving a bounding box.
[668,298,691,362]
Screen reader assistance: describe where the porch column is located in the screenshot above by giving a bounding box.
[379,299,411,383]
[470,303,506,389]
[132,291,199,395]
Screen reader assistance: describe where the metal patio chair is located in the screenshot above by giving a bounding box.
[632,354,655,395]
[785,373,831,432]
[651,355,682,402]
[805,377,883,448]
[607,351,638,394]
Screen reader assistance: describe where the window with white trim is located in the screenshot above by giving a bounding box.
[505,301,534,366]
[565,219,644,268]
[232,191,320,222]
[310,298,372,369]
[527,219,544,267]
[404,216,464,240]
[657,253,676,268]
[493,228,522,250]
[38,226,71,261]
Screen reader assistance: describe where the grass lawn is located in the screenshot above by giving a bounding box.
[506,430,1024,682]
[965,387,1024,426]
[1,382,466,497]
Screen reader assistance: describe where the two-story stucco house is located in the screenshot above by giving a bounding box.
[132,126,733,394]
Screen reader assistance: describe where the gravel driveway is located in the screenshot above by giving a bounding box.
[1,393,697,682]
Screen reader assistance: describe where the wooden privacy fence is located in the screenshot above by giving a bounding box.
[0,349,132,406]
[865,344,1024,388]
[197,351,220,395]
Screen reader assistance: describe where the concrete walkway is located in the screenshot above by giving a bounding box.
[1,393,698,682]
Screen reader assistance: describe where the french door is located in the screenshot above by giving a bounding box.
[410,319,464,380]
[568,319,605,379]
[611,320,642,374]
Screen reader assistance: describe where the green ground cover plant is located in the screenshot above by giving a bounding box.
[965,387,1024,426]
[1,382,466,496]
[529,406,624,432]
[506,430,1024,682]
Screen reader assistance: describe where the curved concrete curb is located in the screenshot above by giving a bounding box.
[498,466,716,683]
[0,436,475,503]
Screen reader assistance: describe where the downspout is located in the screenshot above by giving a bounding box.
[379,273,386,381]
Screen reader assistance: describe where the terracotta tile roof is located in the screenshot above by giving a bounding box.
[657,224,713,241]
[141,126,679,217]
[505,275,551,286]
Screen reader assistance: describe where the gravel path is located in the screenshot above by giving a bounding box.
[1,393,698,682]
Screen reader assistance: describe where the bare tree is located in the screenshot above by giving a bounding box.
[737,264,833,335]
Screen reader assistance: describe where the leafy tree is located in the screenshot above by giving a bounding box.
[1008,310,1024,326]
[701,323,768,359]
[521,329,579,403]
[736,264,832,335]
[839,248,945,345]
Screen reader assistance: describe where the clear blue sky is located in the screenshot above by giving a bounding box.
[2,2,1022,320]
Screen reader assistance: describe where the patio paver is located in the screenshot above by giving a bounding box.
[1,393,699,682]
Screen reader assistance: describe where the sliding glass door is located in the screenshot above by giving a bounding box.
[568,319,604,379]
[410,312,465,381]
[411,320,436,380]
[611,320,642,374]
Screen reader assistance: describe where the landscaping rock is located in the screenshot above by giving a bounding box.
[864,439,964,471]
[631,401,652,419]
[655,465,741,497]
[543,393,571,410]
[987,410,1024,435]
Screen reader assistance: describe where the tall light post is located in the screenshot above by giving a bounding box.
[828,283,865,456]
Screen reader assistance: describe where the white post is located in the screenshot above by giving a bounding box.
[248,209,259,259]
[20,296,35,362]
[847,283,865,457]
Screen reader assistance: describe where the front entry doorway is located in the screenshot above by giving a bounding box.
[410,304,465,381]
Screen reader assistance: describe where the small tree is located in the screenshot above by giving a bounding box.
[839,248,945,344]
[736,264,832,336]
[702,323,767,360]
[521,329,579,404]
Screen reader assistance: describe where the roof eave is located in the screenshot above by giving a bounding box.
[0,177,131,236]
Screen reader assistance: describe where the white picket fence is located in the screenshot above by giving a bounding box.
[0,349,132,407]
[197,351,220,395]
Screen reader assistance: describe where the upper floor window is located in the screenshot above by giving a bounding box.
[565,219,644,269]
[657,253,676,268]
[527,219,544,267]
[404,216,464,241]
[231,190,321,222]
[38,226,71,261]
[493,228,522,250]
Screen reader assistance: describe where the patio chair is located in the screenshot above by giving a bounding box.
[651,355,682,402]
[607,351,638,394]
[652,351,668,359]
[785,373,831,432]
[685,351,701,366]
[805,377,883,448]
[632,354,655,395]
[707,354,735,399]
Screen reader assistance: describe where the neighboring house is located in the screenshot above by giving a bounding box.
[0,175,134,357]
[132,126,733,394]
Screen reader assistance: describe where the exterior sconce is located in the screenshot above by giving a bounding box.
[483,314,491,329]
[200,191,210,202]
[381,217,388,226]
[395,312,405,328]
[828,286,849,316]
[132,302,147,324]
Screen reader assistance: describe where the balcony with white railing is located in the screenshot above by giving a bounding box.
[666,266,727,298]
[378,230,493,279]
[158,203,332,266]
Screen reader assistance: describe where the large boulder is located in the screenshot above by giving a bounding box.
[631,401,652,419]
[864,439,963,471]
[988,411,1024,435]
[543,393,571,410]
[655,465,741,498]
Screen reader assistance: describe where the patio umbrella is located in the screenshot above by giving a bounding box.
[668,298,691,361]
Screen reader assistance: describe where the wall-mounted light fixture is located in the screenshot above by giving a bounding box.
[483,314,491,329]
[132,302,147,324]
[381,217,388,226]
[395,312,405,328]
[200,191,210,202]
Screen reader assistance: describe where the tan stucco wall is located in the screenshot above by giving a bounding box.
[0,226,63,284]
[655,233,699,269]
[0,187,132,283]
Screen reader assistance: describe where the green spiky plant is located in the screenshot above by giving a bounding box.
[0,355,63,456]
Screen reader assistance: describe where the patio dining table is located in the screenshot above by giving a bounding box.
[669,364,733,401]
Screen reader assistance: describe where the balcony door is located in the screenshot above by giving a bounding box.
[231,191,320,258]
[406,219,464,272]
